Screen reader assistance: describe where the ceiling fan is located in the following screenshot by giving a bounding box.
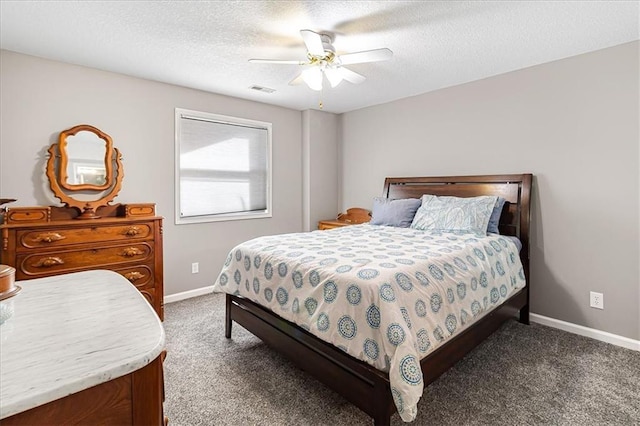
[249,29,393,92]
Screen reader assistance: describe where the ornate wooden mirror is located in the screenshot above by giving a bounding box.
[46,124,124,219]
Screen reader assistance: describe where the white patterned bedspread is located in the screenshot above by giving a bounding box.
[212,224,526,422]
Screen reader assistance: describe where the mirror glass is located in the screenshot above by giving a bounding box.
[64,130,107,186]
[46,124,124,219]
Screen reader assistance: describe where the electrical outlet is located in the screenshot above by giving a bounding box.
[590,291,604,309]
[191,262,199,274]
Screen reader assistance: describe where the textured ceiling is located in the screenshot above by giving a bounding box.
[1,1,638,113]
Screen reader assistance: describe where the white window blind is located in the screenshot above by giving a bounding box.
[175,109,272,224]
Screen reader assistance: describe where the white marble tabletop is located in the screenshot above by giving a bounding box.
[0,270,165,419]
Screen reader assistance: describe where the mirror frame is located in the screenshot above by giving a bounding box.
[58,124,113,191]
[46,124,124,219]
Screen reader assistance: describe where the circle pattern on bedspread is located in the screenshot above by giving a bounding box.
[380,283,396,302]
[392,388,404,415]
[278,262,288,277]
[364,338,379,360]
[357,268,379,280]
[490,287,500,304]
[427,262,445,280]
[309,270,321,287]
[415,299,427,317]
[415,271,430,286]
[400,355,422,385]
[401,307,412,329]
[443,263,456,277]
[324,281,338,303]
[366,304,381,329]
[264,288,273,302]
[387,323,406,346]
[336,265,352,273]
[292,271,303,288]
[317,313,330,331]
[416,328,431,353]
[244,255,251,271]
[445,314,457,333]
[264,262,273,280]
[346,285,362,305]
[454,257,468,271]
[338,315,357,339]
[276,287,288,306]
[395,273,413,291]
[480,271,488,288]
[457,282,466,299]
[305,298,318,316]
[430,294,442,313]
[219,273,228,286]
[234,270,241,285]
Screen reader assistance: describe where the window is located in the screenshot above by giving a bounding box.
[175,108,272,224]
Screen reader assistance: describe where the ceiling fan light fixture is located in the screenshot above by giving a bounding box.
[302,67,323,91]
[324,68,343,88]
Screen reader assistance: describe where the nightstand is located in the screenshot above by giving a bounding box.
[318,207,371,230]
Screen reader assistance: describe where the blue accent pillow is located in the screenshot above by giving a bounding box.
[370,197,422,228]
[410,194,498,234]
[487,197,506,234]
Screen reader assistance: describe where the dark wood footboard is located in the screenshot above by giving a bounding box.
[226,288,527,425]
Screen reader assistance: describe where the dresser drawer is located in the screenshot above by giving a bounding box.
[138,287,156,307]
[16,223,154,251]
[113,265,154,290]
[16,243,154,278]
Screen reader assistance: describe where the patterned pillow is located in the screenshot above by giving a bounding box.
[410,194,498,234]
[370,197,422,228]
[487,197,506,234]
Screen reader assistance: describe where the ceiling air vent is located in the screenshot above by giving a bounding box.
[249,85,276,93]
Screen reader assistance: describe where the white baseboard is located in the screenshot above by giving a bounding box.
[165,285,214,304]
[530,313,640,352]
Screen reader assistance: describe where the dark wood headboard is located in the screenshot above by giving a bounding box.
[382,174,532,276]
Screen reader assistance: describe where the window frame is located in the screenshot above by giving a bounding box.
[174,108,273,225]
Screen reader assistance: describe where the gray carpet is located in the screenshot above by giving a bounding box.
[163,293,640,425]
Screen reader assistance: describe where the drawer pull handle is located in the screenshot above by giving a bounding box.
[35,232,65,243]
[124,271,146,282]
[34,257,64,268]
[122,247,144,257]
[125,226,141,237]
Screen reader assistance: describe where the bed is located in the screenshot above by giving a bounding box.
[214,174,532,425]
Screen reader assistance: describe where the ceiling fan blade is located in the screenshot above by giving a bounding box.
[336,67,366,84]
[300,29,325,57]
[337,48,393,65]
[289,73,305,86]
[249,59,307,65]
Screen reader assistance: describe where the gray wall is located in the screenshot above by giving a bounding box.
[302,109,340,231]
[340,41,639,340]
[0,50,303,296]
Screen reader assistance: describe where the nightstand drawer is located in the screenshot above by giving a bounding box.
[318,220,352,230]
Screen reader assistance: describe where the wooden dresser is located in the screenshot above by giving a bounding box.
[0,204,164,320]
